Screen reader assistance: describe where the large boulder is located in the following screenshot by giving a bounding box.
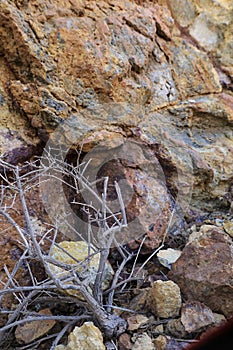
[169,225,233,317]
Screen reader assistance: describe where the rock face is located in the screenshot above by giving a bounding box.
[0,0,232,249]
[0,58,40,164]
[168,0,233,79]
[169,225,233,317]
[223,220,233,238]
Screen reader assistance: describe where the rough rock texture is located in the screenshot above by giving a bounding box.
[0,1,232,348]
[223,220,233,238]
[15,308,56,344]
[0,57,40,164]
[0,0,232,251]
[148,280,182,318]
[55,322,105,350]
[166,318,187,339]
[168,0,233,78]
[153,335,167,350]
[213,313,226,325]
[169,225,233,317]
[132,332,155,350]
[80,135,173,250]
[127,314,149,331]
[50,240,114,296]
[157,248,181,269]
[181,301,215,333]
[118,333,133,350]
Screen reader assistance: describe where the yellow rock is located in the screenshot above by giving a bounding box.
[149,280,181,318]
[132,333,155,350]
[153,335,167,350]
[223,221,233,238]
[50,241,114,297]
[55,322,105,350]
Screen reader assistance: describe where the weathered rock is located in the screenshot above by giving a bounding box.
[166,318,187,338]
[41,131,173,250]
[132,332,155,350]
[139,93,233,213]
[168,0,233,78]
[15,308,56,344]
[153,323,164,335]
[223,220,233,238]
[0,59,40,164]
[148,280,182,318]
[157,248,182,269]
[50,241,114,297]
[0,0,231,222]
[181,301,215,333]
[165,337,190,350]
[118,333,133,350]
[127,314,150,331]
[55,322,105,350]
[213,313,226,325]
[0,1,232,348]
[81,135,173,251]
[129,288,150,312]
[169,225,233,317]
[153,335,167,350]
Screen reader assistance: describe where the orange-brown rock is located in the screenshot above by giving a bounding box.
[168,0,233,79]
[0,0,232,246]
[15,308,56,344]
[169,225,233,317]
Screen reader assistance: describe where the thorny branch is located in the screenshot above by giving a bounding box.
[0,152,169,349]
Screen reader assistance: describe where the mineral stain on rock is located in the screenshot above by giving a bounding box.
[0,0,232,348]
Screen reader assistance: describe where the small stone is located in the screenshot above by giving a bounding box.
[166,318,186,338]
[149,280,182,318]
[157,248,182,269]
[153,335,167,350]
[215,218,223,227]
[132,333,155,350]
[127,314,150,331]
[154,324,164,335]
[118,333,133,350]
[181,301,215,333]
[55,322,105,350]
[129,288,150,312]
[165,337,190,350]
[15,308,56,344]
